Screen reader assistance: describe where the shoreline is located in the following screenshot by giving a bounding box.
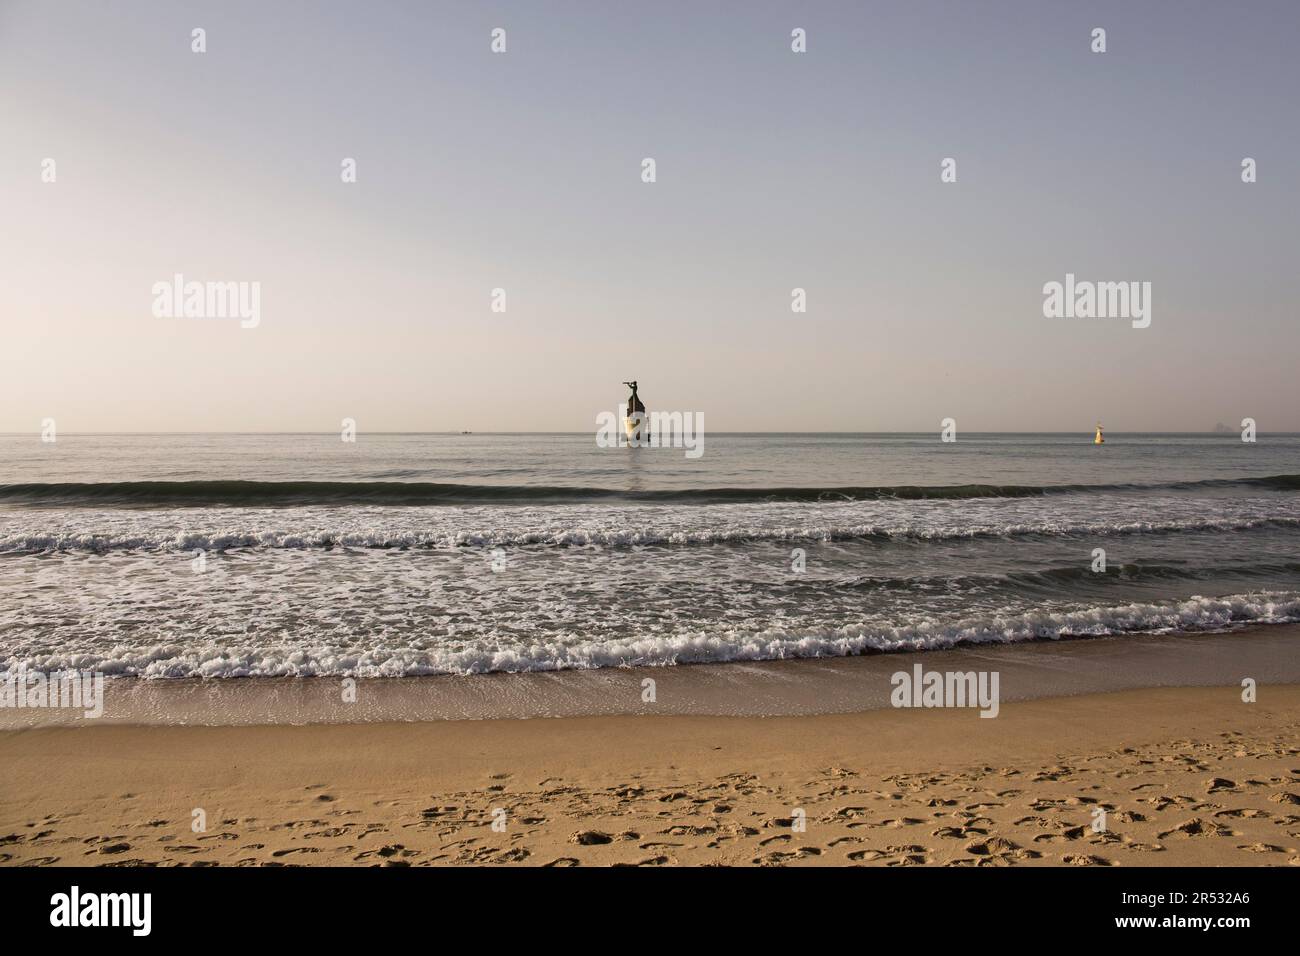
[3,623,1297,727]
[2,684,1297,867]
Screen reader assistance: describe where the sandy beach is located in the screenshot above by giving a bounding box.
[3,682,1297,867]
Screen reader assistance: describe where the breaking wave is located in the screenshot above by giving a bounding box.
[2,474,1297,508]
[3,514,1299,553]
[6,592,1298,678]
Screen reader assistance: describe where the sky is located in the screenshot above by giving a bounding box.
[2,0,1297,432]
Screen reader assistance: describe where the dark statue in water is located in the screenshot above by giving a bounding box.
[623,380,645,414]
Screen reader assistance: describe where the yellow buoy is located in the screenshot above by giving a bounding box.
[1094,424,1105,445]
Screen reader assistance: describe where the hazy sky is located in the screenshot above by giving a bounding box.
[2,0,1297,432]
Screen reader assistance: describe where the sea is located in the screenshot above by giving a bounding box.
[2,432,1298,680]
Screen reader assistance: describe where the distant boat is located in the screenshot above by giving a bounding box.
[460,430,472,434]
[623,380,646,444]
[1094,424,1105,445]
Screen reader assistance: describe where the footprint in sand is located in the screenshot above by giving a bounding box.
[754,847,821,866]
[1156,818,1237,840]
[1012,815,1048,828]
[420,806,461,819]
[1141,795,1193,813]
[964,837,1040,862]
[1118,839,1164,852]
[1215,808,1268,819]
[932,825,986,839]
[847,848,886,861]
[614,855,673,867]
[1032,767,1074,782]
[661,825,714,836]
[821,767,859,779]
[92,842,132,855]
[305,827,351,839]
[828,806,871,821]
[269,819,330,831]
[1237,843,1287,853]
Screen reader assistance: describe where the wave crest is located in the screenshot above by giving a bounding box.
[5,592,1297,678]
[1,474,1297,507]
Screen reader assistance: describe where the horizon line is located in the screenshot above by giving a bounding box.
[2,430,1293,437]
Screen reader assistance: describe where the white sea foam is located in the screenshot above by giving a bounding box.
[4,591,1297,679]
[4,481,1299,682]
[1,497,1297,552]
